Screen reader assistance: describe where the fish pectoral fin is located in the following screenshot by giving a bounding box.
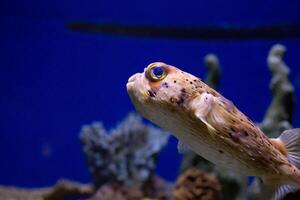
[196,115,216,132]
[191,93,216,132]
[177,140,192,154]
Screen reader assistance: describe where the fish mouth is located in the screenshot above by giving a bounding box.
[126,73,142,93]
[127,72,150,104]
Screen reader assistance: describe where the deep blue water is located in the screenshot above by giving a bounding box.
[0,0,300,187]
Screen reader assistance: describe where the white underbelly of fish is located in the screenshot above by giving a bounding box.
[175,127,254,176]
[139,104,255,175]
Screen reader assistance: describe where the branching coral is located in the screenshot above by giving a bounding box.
[80,113,170,188]
[204,54,221,90]
[260,44,295,137]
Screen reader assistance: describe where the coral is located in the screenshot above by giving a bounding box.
[90,176,171,200]
[80,113,170,188]
[204,53,221,90]
[0,179,93,200]
[141,175,172,200]
[90,184,142,200]
[260,44,295,137]
[173,168,222,200]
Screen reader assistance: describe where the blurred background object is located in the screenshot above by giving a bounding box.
[79,113,169,188]
[173,168,222,200]
[259,44,295,137]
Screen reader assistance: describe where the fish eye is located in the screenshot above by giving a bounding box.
[146,65,167,82]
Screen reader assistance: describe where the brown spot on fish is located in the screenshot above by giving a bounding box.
[229,132,240,143]
[175,88,189,106]
[173,80,177,83]
[218,150,224,154]
[223,101,237,114]
[208,90,217,97]
[170,97,176,103]
[246,116,253,122]
[148,90,156,97]
[258,151,262,155]
[162,82,169,88]
[176,96,185,106]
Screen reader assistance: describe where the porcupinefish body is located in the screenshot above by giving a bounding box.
[126,62,300,200]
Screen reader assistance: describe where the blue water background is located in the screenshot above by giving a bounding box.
[1,0,300,187]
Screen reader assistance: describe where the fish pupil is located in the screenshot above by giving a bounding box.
[152,66,164,77]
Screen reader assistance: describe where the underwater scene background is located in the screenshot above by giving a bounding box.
[1,0,300,199]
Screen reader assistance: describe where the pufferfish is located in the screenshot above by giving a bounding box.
[126,62,300,200]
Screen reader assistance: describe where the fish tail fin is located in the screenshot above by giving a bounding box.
[278,129,300,170]
[263,128,300,199]
[259,179,297,200]
[278,128,300,186]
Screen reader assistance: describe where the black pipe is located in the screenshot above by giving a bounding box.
[68,22,300,40]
